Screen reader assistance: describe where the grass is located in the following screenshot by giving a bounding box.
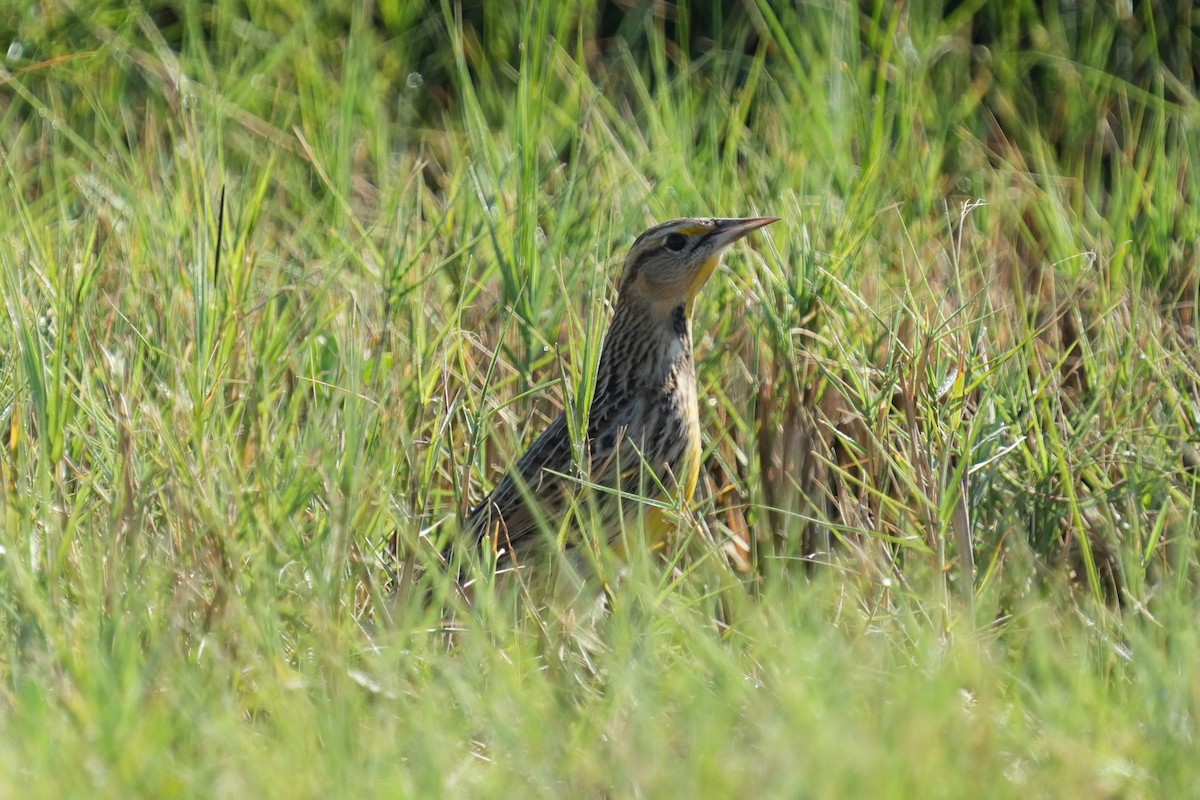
[1,0,1198,796]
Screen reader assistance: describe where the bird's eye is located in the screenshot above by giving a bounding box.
[664,233,687,252]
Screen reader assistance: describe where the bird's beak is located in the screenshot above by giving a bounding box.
[709,216,780,250]
[683,216,780,312]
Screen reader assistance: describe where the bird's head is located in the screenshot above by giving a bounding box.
[617,216,779,319]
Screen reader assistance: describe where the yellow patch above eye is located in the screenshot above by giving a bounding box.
[674,225,708,236]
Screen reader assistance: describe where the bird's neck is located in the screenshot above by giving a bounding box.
[594,296,694,397]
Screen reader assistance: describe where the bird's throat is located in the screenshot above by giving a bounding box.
[684,255,720,315]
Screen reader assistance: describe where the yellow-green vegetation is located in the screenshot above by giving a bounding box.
[1,2,1197,796]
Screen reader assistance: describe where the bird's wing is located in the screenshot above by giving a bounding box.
[465,392,674,556]
[466,412,575,553]
[586,393,674,507]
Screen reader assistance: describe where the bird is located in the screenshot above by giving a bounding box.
[461,216,779,572]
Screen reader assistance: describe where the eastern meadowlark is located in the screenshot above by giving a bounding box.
[462,216,778,569]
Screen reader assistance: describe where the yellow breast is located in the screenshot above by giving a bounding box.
[682,420,702,500]
[643,420,702,547]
